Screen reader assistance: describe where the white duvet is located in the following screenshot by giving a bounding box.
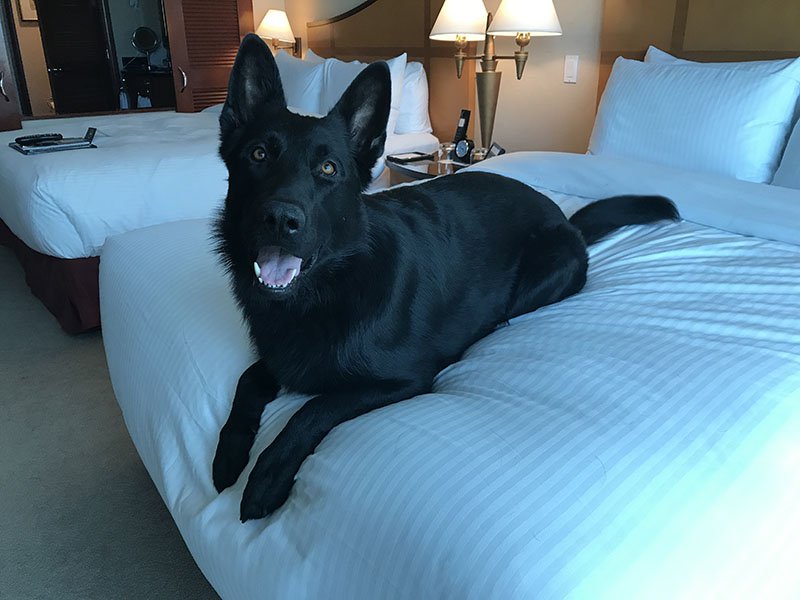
[0,111,436,259]
[100,152,800,599]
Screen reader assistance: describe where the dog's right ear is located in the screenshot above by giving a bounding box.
[330,62,391,188]
[220,34,286,137]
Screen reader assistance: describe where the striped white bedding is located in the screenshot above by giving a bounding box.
[100,152,800,599]
[0,111,436,259]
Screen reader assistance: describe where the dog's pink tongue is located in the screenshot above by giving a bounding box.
[258,246,302,286]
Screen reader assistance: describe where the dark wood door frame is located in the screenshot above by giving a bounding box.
[1,0,31,117]
[0,1,22,129]
[164,0,253,112]
[100,0,121,99]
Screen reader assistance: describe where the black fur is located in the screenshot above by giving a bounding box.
[212,34,679,521]
[570,195,678,245]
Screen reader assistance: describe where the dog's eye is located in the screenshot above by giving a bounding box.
[251,147,266,162]
[320,161,337,176]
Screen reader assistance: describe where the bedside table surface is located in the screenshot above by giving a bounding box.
[385,158,469,180]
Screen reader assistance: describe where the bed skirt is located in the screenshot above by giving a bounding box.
[1,220,100,334]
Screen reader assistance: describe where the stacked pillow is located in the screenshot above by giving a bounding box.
[273,50,326,115]
[589,47,800,184]
[772,122,800,189]
[643,46,800,189]
[644,45,797,73]
[274,50,432,135]
[395,62,433,134]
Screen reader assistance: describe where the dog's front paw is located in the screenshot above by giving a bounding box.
[212,422,256,492]
[239,443,300,521]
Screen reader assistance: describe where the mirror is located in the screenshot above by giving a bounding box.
[131,26,159,55]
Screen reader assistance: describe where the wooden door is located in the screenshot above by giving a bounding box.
[36,0,117,114]
[0,3,22,131]
[163,0,254,112]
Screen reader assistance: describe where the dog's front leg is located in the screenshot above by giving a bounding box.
[213,360,280,492]
[239,381,426,521]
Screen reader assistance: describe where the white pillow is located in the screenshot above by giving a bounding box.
[304,48,326,65]
[644,45,800,187]
[396,62,433,134]
[588,57,800,183]
[274,50,325,115]
[319,53,407,134]
[772,121,800,189]
[644,46,798,74]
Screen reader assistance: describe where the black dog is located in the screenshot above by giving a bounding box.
[213,34,678,521]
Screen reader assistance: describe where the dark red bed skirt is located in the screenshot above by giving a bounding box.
[1,219,100,334]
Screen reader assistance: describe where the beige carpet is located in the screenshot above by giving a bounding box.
[0,247,219,599]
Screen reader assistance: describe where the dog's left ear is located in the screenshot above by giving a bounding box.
[220,33,286,138]
[331,62,391,187]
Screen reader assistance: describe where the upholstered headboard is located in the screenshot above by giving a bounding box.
[598,0,800,101]
[307,0,476,142]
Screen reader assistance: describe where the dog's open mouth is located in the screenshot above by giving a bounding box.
[253,246,303,291]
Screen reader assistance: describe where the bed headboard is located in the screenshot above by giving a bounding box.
[307,0,476,143]
[598,0,800,101]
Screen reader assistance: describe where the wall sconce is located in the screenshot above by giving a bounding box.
[430,0,562,150]
[256,9,301,56]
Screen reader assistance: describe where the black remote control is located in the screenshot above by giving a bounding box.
[15,133,63,146]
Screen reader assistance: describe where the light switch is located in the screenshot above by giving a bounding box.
[564,55,579,84]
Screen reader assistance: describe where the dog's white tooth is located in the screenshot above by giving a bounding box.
[289,268,298,280]
[253,261,261,278]
[258,277,264,284]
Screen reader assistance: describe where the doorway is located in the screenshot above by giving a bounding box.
[37,0,117,113]
[8,0,174,117]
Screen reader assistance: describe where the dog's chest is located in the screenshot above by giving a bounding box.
[253,316,371,394]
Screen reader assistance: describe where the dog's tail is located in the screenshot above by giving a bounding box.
[569,195,679,246]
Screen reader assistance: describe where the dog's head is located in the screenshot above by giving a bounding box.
[215,34,391,304]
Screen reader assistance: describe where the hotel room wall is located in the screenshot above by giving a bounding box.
[253,0,603,154]
[482,0,602,153]
[9,0,53,116]
[599,0,800,98]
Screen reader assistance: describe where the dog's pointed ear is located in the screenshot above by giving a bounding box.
[220,34,286,137]
[331,62,391,187]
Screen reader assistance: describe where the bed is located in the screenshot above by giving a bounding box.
[0,2,460,333]
[99,2,800,597]
[0,111,437,333]
[99,149,800,598]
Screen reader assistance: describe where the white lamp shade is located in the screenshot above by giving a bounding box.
[429,0,488,42]
[256,9,295,43]
[487,0,562,36]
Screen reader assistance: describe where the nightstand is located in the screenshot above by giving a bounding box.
[386,157,469,186]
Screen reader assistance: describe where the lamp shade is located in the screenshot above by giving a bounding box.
[487,0,562,36]
[429,0,488,42]
[256,9,295,43]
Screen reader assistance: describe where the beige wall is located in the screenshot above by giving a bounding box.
[9,0,53,116]
[253,0,355,50]
[483,0,602,153]
[254,0,602,153]
[252,0,331,55]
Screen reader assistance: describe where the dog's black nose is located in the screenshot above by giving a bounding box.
[264,202,305,236]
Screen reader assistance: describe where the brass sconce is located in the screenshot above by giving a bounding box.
[431,0,563,150]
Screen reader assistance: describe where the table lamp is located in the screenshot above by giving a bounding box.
[430,0,562,150]
[256,9,300,55]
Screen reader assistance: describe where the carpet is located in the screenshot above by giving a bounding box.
[0,247,219,599]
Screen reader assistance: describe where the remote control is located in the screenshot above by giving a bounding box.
[15,133,63,146]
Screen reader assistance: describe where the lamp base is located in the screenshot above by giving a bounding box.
[476,70,501,150]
